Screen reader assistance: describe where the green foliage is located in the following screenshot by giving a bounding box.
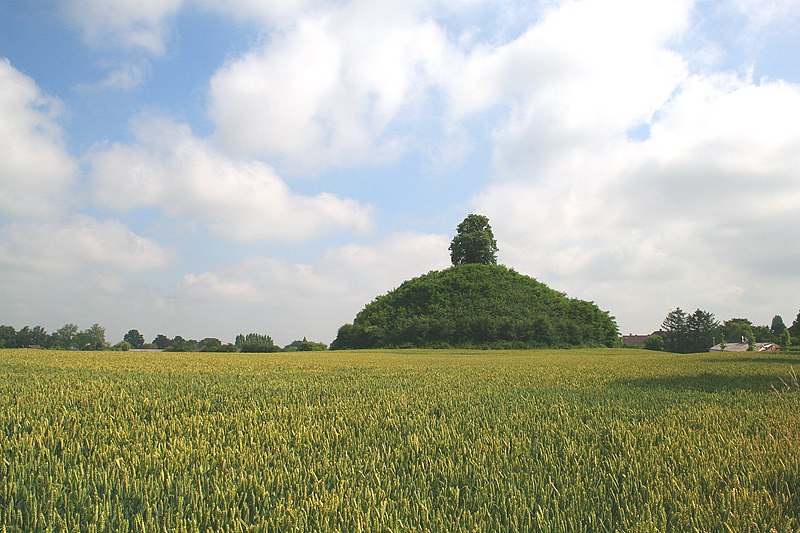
[448,214,498,266]
[771,315,787,339]
[15,325,50,348]
[73,324,107,351]
[123,329,145,348]
[236,333,280,353]
[52,324,79,349]
[112,341,131,351]
[331,264,618,349]
[752,325,772,343]
[199,338,222,351]
[284,338,327,352]
[661,308,719,353]
[152,334,171,350]
[661,308,688,353]
[747,331,757,351]
[643,334,664,351]
[789,310,800,340]
[0,325,16,348]
[779,329,791,351]
[721,318,755,345]
[165,336,198,352]
[1,348,798,530]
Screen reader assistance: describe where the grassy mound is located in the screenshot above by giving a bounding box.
[331,264,618,349]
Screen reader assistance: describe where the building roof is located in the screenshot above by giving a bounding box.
[620,334,649,347]
[709,342,777,352]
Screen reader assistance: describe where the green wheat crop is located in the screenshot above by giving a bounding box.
[1,348,798,531]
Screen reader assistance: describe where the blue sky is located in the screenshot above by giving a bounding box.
[2,0,800,345]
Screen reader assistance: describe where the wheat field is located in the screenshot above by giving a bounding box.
[1,348,798,531]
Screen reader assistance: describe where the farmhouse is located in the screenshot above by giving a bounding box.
[709,342,778,352]
[620,334,649,348]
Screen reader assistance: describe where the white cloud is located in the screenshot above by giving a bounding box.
[0,216,172,274]
[87,114,374,242]
[0,216,173,336]
[76,61,149,91]
[0,59,77,218]
[444,0,691,179]
[59,0,184,54]
[207,3,451,174]
[729,0,800,30]
[475,66,800,333]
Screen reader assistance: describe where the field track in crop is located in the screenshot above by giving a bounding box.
[1,348,799,531]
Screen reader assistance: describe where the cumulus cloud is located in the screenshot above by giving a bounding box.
[207,3,451,174]
[467,3,800,333]
[0,59,77,218]
[0,216,173,334]
[0,216,172,273]
[87,114,374,242]
[444,0,691,179]
[729,0,800,30]
[76,61,149,91]
[59,0,184,54]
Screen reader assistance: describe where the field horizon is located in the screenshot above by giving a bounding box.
[1,348,798,531]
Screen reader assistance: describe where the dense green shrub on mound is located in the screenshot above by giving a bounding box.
[331,264,618,349]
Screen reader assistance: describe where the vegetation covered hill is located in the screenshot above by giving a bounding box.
[331,264,619,349]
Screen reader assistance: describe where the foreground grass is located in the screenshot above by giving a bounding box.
[1,348,798,531]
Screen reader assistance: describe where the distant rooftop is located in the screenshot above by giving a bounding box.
[709,342,777,352]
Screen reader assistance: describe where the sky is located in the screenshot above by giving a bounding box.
[1,0,799,346]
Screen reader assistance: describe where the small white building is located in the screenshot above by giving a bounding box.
[709,342,777,352]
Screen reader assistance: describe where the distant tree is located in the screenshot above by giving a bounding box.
[112,341,131,351]
[199,338,222,351]
[123,329,145,349]
[770,315,787,340]
[788,310,800,340]
[284,337,327,352]
[779,329,791,351]
[686,309,719,353]
[152,334,171,350]
[0,325,16,348]
[76,324,106,350]
[167,336,198,352]
[208,343,237,352]
[721,318,754,345]
[449,214,499,266]
[643,334,664,351]
[17,325,49,348]
[661,308,688,353]
[746,331,756,351]
[52,323,79,349]
[330,323,384,350]
[751,325,772,343]
[236,333,280,353]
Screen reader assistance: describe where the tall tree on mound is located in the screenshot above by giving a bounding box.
[330,214,618,350]
[449,214,498,266]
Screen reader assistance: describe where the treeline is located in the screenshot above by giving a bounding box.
[0,324,327,353]
[643,308,799,353]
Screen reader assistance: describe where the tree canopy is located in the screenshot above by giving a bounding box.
[331,264,618,349]
[449,214,499,266]
[660,308,719,353]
